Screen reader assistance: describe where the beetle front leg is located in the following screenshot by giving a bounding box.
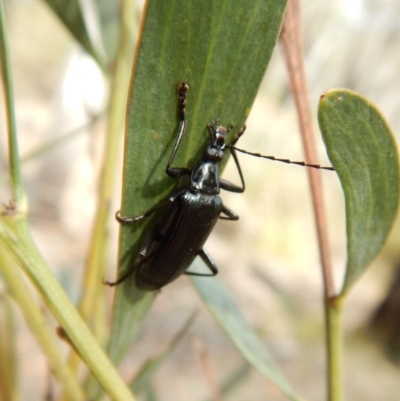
[165,82,192,179]
[229,124,246,146]
[219,125,247,194]
[185,248,218,277]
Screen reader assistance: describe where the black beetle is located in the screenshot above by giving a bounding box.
[106,82,333,291]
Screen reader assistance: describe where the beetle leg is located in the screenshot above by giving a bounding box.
[103,266,136,286]
[229,124,246,146]
[115,188,188,225]
[219,176,245,193]
[116,208,157,224]
[103,253,145,286]
[185,249,218,276]
[219,205,239,221]
[104,225,158,286]
[103,255,151,287]
[219,126,246,193]
[166,82,192,179]
[116,203,166,223]
[165,118,192,176]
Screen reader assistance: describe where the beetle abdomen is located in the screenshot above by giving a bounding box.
[135,191,223,290]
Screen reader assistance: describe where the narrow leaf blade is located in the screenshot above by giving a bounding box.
[130,314,195,394]
[42,0,105,68]
[109,0,288,361]
[192,261,304,401]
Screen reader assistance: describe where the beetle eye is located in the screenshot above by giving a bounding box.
[204,146,224,160]
[208,148,218,157]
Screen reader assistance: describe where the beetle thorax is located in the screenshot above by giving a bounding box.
[191,160,220,194]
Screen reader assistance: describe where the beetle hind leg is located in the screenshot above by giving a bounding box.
[219,204,239,220]
[103,228,156,287]
[185,248,218,277]
[103,267,135,287]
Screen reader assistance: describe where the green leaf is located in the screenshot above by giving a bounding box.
[108,289,156,365]
[318,89,400,294]
[192,262,304,401]
[0,248,86,401]
[109,0,288,362]
[42,0,105,69]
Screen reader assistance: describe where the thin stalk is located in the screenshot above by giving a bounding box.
[0,1,135,399]
[65,0,139,391]
[0,1,26,208]
[325,296,344,401]
[279,0,334,299]
[0,247,85,401]
[279,0,341,399]
[0,220,136,401]
[0,291,18,401]
[77,0,138,337]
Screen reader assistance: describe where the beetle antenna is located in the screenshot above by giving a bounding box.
[229,146,335,171]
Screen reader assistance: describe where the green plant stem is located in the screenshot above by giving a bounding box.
[279,0,334,298]
[0,247,85,401]
[64,0,138,383]
[279,2,340,400]
[0,1,26,208]
[0,220,136,401]
[66,0,139,384]
[78,0,137,333]
[325,296,344,401]
[67,0,139,391]
[0,291,18,401]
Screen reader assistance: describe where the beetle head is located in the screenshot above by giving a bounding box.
[204,125,227,161]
